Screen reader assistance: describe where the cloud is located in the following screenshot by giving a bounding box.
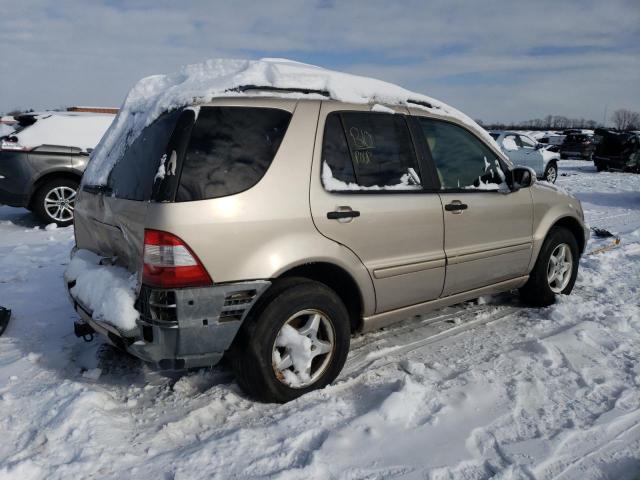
[1,0,638,122]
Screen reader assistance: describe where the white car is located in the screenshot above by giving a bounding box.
[489,131,559,183]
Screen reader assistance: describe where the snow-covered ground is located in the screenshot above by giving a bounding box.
[0,160,639,479]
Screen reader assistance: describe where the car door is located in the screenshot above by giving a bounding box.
[310,102,446,313]
[412,114,533,296]
[517,134,544,175]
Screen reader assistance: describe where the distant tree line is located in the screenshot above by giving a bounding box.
[478,115,600,131]
[610,109,640,131]
[478,109,640,132]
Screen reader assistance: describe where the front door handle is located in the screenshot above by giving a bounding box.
[327,207,360,221]
[444,201,468,213]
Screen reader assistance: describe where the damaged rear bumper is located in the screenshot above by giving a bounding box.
[67,279,270,370]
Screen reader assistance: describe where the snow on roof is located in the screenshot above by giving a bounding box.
[84,58,490,186]
[15,113,115,152]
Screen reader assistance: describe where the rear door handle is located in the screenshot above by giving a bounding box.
[444,201,468,213]
[327,208,360,221]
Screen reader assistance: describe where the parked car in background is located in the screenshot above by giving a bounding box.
[65,59,588,402]
[560,132,595,160]
[537,134,565,149]
[489,131,560,182]
[0,112,114,226]
[592,129,640,172]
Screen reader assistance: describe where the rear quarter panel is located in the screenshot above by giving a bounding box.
[144,98,377,315]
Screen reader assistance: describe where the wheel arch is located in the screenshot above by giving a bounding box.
[28,170,82,207]
[550,216,586,254]
[277,262,365,333]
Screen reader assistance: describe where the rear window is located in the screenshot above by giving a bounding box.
[175,107,291,201]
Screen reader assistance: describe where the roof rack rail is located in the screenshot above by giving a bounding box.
[228,85,331,97]
[407,99,436,109]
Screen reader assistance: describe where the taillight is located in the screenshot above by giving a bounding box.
[0,137,29,152]
[142,229,212,288]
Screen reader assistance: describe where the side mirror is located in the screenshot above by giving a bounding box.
[511,166,536,190]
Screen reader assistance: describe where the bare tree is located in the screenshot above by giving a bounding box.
[611,109,640,130]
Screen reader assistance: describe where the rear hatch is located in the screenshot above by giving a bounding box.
[74,108,196,284]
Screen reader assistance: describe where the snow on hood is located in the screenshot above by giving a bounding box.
[83,58,492,186]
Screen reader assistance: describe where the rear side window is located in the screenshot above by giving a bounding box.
[417,118,506,190]
[176,107,291,201]
[321,111,421,191]
[108,110,182,201]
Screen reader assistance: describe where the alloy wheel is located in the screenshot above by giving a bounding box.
[546,165,557,183]
[44,186,76,223]
[547,243,573,293]
[272,309,335,388]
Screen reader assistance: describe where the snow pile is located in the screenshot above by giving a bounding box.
[12,113,114,152]
[322,163,421,191]
[502,136,518,151]
[1,162,639,478]
[83,57,491,186]
[64,249,139,332]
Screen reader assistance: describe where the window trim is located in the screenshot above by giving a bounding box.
[320,110,438,194]
[412,116,514,194]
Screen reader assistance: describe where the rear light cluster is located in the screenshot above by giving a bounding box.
[142,229,212,288]
[0,136,29,152]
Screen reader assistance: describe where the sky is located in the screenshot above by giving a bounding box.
[1,0,638,123]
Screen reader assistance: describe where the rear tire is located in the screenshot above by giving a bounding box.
[519,227,579,307]
[231,278,350,403]
[32,178,78,227]
[595,161,606,172]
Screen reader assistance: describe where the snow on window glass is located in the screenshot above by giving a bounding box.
[321,112,421,191]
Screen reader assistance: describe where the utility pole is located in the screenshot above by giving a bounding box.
[602,104,608,128]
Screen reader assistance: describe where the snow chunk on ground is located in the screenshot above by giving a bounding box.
[83,58,491,186]
[64,249,139,332]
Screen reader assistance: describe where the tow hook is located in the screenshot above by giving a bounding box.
[74,321,95,342]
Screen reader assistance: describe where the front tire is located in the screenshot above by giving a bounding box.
[519,227,579,307]
[32,178,78,227]
[544,162,558,183]
[231,278,350,403]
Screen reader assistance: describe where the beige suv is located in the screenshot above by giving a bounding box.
[66,93,588,403]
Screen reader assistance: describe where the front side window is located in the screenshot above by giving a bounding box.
[518,135,536,149]
[176,107,291,201]
[417,118,507,190]
[321,112,421,191]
